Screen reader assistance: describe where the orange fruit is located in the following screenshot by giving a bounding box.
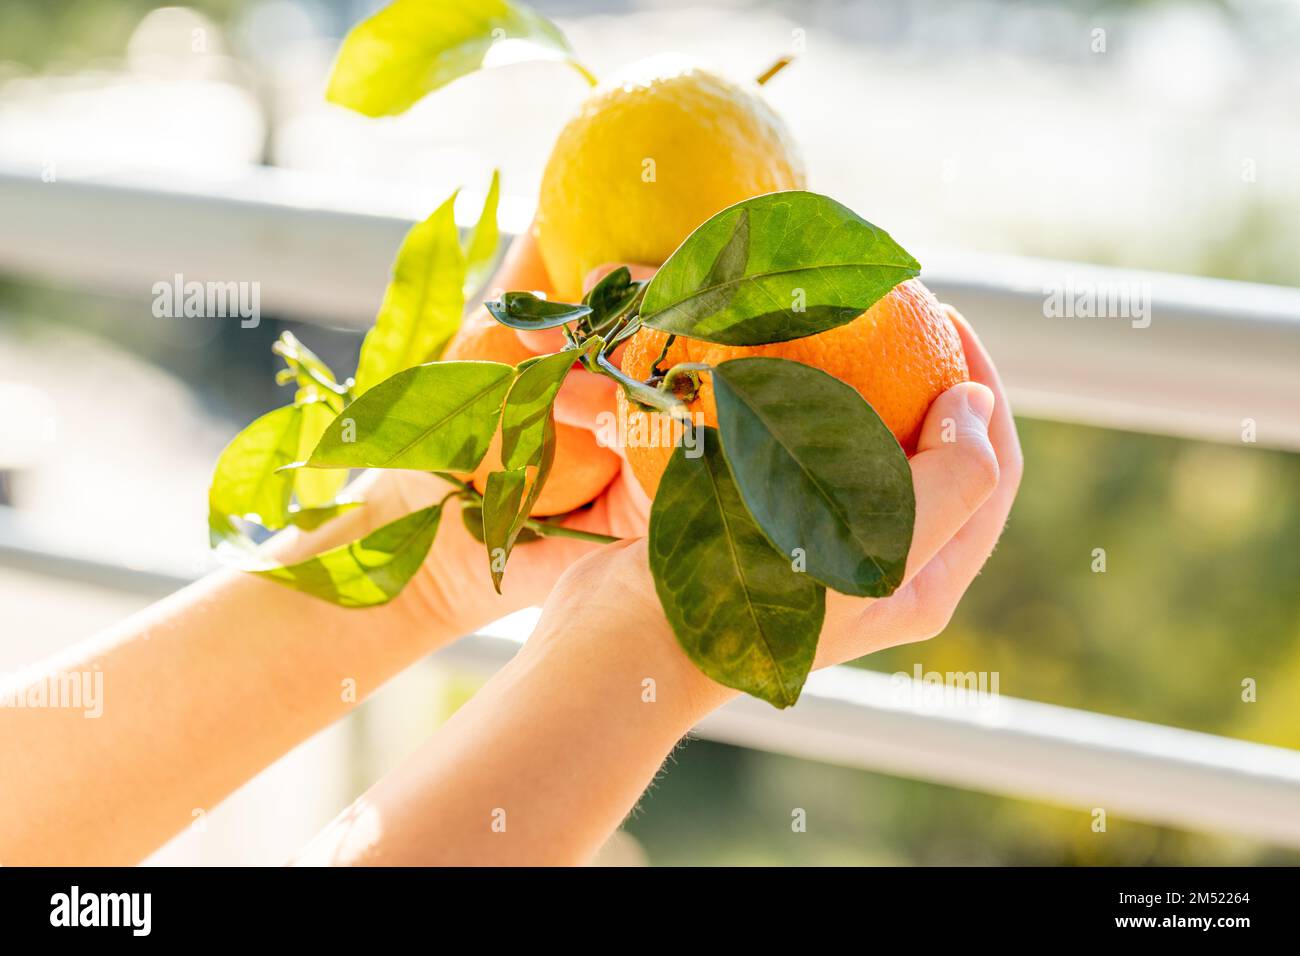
[617,279,969,499]
[444,308,621,516]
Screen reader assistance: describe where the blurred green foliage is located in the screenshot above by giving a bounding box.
[0,1,245,69]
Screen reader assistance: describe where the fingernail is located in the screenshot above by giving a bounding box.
[966,384,995,427]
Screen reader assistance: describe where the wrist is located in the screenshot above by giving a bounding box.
[266,470,473,650]
[521,540,737,734]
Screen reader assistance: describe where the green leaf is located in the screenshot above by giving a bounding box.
[355,193,466,395]
[307,361,514,472]
[486,291,590,331]
[711,357,915,597]
[512,416,556,538]
[461,501,486,542]
[482,468,527,592]
[648,427,825,708]
[294,400,349,508]
[209,405,302,538]
[479,349,576,587]
[254,504,444,607]
[582,266,646,334]
[500,347,582,469]
[276,331,336,385]
[463,169,501,297]
[640,191,920,345]
[460,501,540,545]
[325,0,593,119]
[274,331,347,406]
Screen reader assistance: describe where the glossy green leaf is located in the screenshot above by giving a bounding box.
[648,427,825,708]
[500,347,582,469]
[307,361,514,471]
[294,400,349,508]
[712,357,914,597]
[254,504,444,607]
[463,169,501,297]
[486,291,590,331]
[326,0,592,119]
[582,266,646,334]
[209,405,302,538]
[480,350,574,587]
[482,468,527,592]
[355,193,466,395]
[640,191,920,345]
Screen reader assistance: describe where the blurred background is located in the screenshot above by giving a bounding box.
[0,0,1298,865]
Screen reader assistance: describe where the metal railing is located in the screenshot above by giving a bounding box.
[3,162,1300,849]
[5,163,1299,450]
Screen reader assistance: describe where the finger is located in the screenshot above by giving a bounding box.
[851,516,988,656]
[944,307,1024,546]
[816,376,998,659]
[945,306,1022,487]
[484,223,552,300]
[846,313,1025,651]
[821,314,1024,664]
[553,369,616,430]
[516,327,568,354]
[901,380,999,583]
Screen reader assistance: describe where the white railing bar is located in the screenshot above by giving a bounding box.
[2,163,1299,450]
[5,506,1299,850]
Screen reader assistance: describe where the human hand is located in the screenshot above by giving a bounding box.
[327,236,656,639]
[525,308,1023,716]
[292,305,1021,869]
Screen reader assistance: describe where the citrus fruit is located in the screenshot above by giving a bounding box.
[444,308,621,516]
[534,54,806,302]
[617,279,970,498]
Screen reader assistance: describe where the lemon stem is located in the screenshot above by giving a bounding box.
[755,56,793,86]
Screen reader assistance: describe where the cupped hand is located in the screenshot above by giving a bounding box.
[529,307,1023,711]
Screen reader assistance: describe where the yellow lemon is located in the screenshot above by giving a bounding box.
[534,54,806,302]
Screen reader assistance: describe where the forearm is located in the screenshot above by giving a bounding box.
[295,544,734,866]
[0,480,467,865]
